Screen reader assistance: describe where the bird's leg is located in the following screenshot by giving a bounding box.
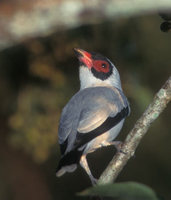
[111,141,124,153]
[80,155,97,185]
[102,141,126,154]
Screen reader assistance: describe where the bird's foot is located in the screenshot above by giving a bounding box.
[111,141,126,154]
[101,140,126,154]
[90,177,98,186]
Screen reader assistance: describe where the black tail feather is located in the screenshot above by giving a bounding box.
[56,148,84,172]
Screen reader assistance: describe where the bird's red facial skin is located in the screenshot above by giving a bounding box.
[74,49,110,72]
[75,49,93,69]
[80,57,92,69]
[93,60,110,73]
[82,51,92,60]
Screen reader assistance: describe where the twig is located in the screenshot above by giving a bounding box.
[98,76,171,185]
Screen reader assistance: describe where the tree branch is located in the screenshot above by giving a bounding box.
[98,76,171,185]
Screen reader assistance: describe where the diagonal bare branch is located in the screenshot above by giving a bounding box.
[98,76,171,185]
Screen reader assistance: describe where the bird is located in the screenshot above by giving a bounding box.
[56,48,130,185]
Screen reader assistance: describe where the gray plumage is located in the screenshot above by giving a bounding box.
[59,86,128,148]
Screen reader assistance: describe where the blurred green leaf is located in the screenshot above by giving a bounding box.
[78,182,158,200]
[8,86,64,162]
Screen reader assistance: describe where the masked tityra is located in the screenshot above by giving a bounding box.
[56,48,130,185]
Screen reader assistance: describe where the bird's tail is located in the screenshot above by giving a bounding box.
[56,149,84,177]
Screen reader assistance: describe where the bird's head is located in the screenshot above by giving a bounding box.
[74,48,122,90]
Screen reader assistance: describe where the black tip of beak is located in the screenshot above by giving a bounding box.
[73,48,83,58]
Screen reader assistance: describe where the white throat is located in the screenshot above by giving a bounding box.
[79,66,122,91]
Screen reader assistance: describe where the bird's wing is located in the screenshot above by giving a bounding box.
[58,86,130,154]
[77,86,129,133]
[77,100,116,133]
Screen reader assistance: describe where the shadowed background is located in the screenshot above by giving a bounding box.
[0,1,171,200]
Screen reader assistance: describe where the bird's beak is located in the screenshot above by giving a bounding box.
[74,48,93,69]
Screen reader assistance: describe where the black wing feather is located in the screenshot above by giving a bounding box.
[74,106,129,149]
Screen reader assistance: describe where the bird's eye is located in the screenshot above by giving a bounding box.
[102,63,106,68]
[93,60,110,73]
